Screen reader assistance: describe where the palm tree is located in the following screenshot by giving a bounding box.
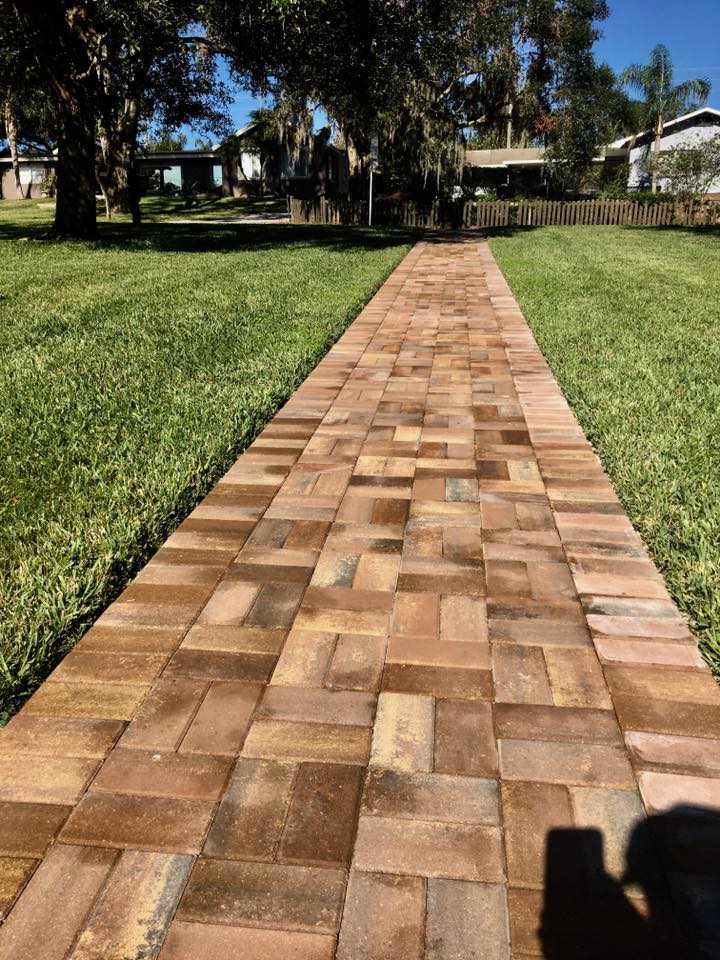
[620,45,710,192]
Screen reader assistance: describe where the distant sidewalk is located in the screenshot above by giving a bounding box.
[166,210,290,224]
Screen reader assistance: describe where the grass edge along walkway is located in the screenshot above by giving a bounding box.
[0,221,415,719]
[489,224,720,674]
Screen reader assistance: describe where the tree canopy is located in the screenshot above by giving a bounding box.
[2,0,232,232]
[0,0,666,233]
[208,0,629,195]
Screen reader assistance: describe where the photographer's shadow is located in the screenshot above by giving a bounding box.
[540,804,719,959]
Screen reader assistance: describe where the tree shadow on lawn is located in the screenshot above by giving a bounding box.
[0,220,422,254]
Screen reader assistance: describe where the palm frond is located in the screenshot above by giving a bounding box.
[619,63,648,94]
[672,77,711,110]
[648,43,673,91]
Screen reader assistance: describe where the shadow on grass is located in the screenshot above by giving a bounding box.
[0,219,422,254]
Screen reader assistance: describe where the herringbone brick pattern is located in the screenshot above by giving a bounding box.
[0,236,718,959]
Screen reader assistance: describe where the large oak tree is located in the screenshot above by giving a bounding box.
[3,0,232,234]
[207,0,621,195]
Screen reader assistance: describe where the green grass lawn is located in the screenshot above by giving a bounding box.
[0,194,286,226]
[137,194,288,220]
[489,226,720,672]
[0,209,414,718]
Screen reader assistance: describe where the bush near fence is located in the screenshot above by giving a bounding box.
[289,196,720,228]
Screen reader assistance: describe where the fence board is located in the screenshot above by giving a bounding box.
[289,196,720,229]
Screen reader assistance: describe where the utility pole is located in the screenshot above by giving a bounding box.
[369,166,374,225]
[369,133,379,226]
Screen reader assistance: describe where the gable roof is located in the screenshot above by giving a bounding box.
[609,107,720,149]
[213,121,261,151]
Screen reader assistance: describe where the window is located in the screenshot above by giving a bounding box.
[19,163,48,186]
[281,145,309,178]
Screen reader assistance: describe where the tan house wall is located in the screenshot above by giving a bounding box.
[0,162,54,199]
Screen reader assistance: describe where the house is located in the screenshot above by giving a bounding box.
[464,146,548,195]
[134,148,222,194]
[609,107,720,194]
[463,144,627,195]
[0,147,223,200]
[218,123,349,199]
[0,149,56,199]
[464,107,720,195]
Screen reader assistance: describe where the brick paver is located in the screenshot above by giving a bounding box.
[1,236,718,958]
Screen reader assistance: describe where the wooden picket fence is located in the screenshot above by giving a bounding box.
[289,196,720,229]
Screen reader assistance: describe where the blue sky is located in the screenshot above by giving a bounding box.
[595,0,720,102]
[184,1,720,144]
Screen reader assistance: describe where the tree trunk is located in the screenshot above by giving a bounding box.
[346,136,362,177]
[4,101,26,199]
[53,99,98,238]
[104,101,139,217]
[106,143,131,213]
[11,0,98,238]
[651,114,664,193]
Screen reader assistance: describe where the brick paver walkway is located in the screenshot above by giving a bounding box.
[1,236,718,959]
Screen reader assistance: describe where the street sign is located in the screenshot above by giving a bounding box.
[370,134,379,163]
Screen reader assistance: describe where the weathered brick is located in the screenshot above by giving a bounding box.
[203,758,295,860]
[543,647,612,709]
[180,681,262,756]
[570,786,650,890]
[177,859,345,933]
[369,692,434,772]
[502,780,574,886]
[426,879,510,960]
[362,768,499,824]
[91,749,231,800]
[257,686,376,726]
[120,677,207,751]
[638,771,720,815]
[353,815,504,881]
[493,645,553,705]
[499,739,635,788]
[0,754,98,805]
[494,703,621,744]
[0,858,36,921]
[24,681,149,721]
[243,719,370,764]
[336,872,425,960]
[68,850,193,960]
[626,731,720,776]
[60,793,214,853]
[159,922,336,960]
[0,844,117,960]
[0,716,122,759]
[271,630,337,687]
[326,634,386,691]
[279,763,363,866]
[434,699,498,775]
[0,802,70,858]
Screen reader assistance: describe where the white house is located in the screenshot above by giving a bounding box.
[611,107,720,194]
[464,106,720,195]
